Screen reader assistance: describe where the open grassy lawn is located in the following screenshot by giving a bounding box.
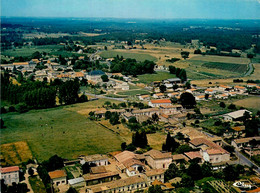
[2,45,64,57]
[0,141,33,167]
[202,62,248,73]
[135,71,176,84]
[190,55,250,64]
[117,89,151,96]
[100,50,157,62]
[233,96,260,111]
[1,101,123,162]
[29,176,47,193]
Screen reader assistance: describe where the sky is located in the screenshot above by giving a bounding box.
[1,0,260,19]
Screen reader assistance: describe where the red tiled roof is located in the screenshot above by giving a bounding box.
[0,166,19,173]
[150,99,171,104]
[184,151,202,160]
[49,170,67,179]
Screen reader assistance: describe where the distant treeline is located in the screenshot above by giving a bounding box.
[1,70,87,113]
[110,56,156,76]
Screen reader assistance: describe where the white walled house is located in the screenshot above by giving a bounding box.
[144,150,172,169]
[0,166,20,185]
[148,99,172,108]
[49,170,67,186]
[145,169,165,186]
[80,154,109,166]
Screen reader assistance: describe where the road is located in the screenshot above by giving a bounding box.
[84,92,127,102]
[244,63,254,76]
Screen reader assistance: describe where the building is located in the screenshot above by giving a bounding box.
[80,154,109,166]
[189,138,230,164]
[0,166,20,185]
[84,171,120,186]
[145,169,165,185]
[222,110,252,121]
[86,70,105,82]
[148,99,172,107]
[231,137,260,150]
[114,151,145,177]
[68,177,85,188]
[86,175,147,193]
[144,150,172,169]
[49,170,67,186]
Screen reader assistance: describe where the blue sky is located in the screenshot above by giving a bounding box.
[1,0,260,19]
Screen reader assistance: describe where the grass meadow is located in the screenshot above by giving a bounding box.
[1,100,123,162]
[135,71,177,84]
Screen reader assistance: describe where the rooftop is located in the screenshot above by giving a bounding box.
[223,109,252,119]
[84,171,119,181]
[233,136,260,144]
[184,151,202,160]
[88,70,105,76]
[0,166,19,174]
[48,170,67,179]
[83,154,108,162]
[90,166,107,174]
[68,177,85,185]
[144,150,172,160]
[150,99,171,104]
[145,168,165,176]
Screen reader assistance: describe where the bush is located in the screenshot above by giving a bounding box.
[228,104,236,110]
[1,107,7,114]
[8,106,16,112]
[16,103,28,113]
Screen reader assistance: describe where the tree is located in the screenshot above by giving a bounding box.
[104,101,111,107]
[163,132,179,152]
[181,51,190,59]
[223,164,239,181]
[169,65,176,74]
[170,97,178,104]
[151,113,159,123]
[104,46,107,51]
[181,174,194,187]
[245,117,260,137]
[1,119,5,129]
[205,94,209,100]
[187,161,202,180]
[179,69,187,82]
[219,102,226,108]
[180,92,196,109]
[148,185,163,193]
[32,51,42,59]
[165,163,179,182]
[194,49,202,54]
[109,112,120,125]
[101,75,109,82]
[201,162,213,177]
[105,111,112,120]
[28,167,34,177]
[132,131,148,148]
[228,104,236,110]
[176,144,193,154]
[159,85,167,93]
[67,187,78,193]
[121,142,127,150]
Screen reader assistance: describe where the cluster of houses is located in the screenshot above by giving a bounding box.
[1,58,132,91]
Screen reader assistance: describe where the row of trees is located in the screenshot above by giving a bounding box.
[110,57,156,76]
[1,70,88,113]
[168,65,187,82]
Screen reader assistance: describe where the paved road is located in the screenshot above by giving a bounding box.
[84,92,126,102]
[244,63,254,76]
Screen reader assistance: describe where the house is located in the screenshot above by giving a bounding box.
[139,95,150,101]
[153,93,164,99]
[114,82,129,91]
[131,108,160,117]
[222,110,252,121]
[189,138,230,164]
[84,171,120,186]
[86,175,147,193]
[234,86,246,92]
[86,70,105,82]
[148,99,172,107]
[223,126,245,137]
[145,169,165,185]
[167,92,180,98]
[195,95,205,101]
[167,78,181,84]
[49,170,67,186]
[114,151,145,176]
[159,104,182,114]
[228,92,237,97]
[144,150,172,169]
[247,83,258,88]
[172,154,188,164]
[205,89,216,95]
[231,137,260,150]
[184,151,203,163]
[215,93,228,99]
[219,85,231,91]
[80,154,109,166]
[68,177,85,188]
[0,166,20,185]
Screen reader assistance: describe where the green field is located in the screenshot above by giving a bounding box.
[1,102,123,162]
[202,62,248,73]
[135,71,177,84]
[100,50,157,62]
[2,45,64,57]
[117,89,151,96]
[29,176,47,193]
